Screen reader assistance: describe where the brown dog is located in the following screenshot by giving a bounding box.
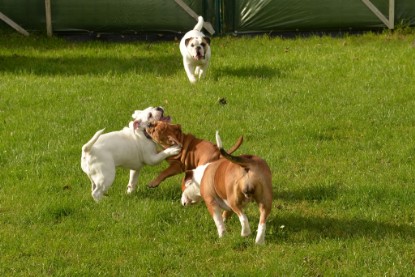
[181,131,272,244]
[145,121,243,188]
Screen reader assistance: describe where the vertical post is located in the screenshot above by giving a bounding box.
[389,0,395,29]
[45,0,52,37]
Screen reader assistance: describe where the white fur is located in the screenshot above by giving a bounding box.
[213,208,226,238]
[255,223,266,245]
[179,16,211,84]
[81,107,181,202]
[181,163,210,206]
[215,130,223,148]
[238,214,251,237]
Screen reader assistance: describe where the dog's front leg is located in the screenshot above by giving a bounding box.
[183,61,197,83]
[148,161,182,188]
[126,169,140,194]
[197,64,208,79]
[144,145,181,166]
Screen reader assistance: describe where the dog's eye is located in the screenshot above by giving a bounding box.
[148,113,153,119]
[191,43,195,47]
[201,43,206,47]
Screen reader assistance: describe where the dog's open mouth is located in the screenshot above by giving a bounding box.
[195,54,204,60]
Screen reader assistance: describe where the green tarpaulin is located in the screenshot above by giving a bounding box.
[0,0,413,35]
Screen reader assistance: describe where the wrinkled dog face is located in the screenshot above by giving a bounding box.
[146,121,183,148]
[185,37,210,61]
[131,107,170,130]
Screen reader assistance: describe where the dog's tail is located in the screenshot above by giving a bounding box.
[82,129,105,153]
[226,135,243,155]
[216,131,251,167]
[193,16,204,31]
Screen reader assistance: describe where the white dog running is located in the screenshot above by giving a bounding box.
[81,107,181,202]
[179,16,211,84]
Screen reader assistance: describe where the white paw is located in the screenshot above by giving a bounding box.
[189,76,197,84]
[241,226,252,237]
[167,145,181,155]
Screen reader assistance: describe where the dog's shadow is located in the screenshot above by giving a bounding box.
[266,213,415,243]
[266,184,415,243]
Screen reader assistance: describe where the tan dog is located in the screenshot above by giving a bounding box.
[181,131,272,244]
[145,121,243,188]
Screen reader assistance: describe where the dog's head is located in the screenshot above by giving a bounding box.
[130,107,171,134]
[145,121,183,149]
[180,164,209,206]
[185,36,210,61]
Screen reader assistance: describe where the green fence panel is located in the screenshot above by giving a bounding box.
[0,0,213,33]
[0,0,414,35]
[225,0,394,33]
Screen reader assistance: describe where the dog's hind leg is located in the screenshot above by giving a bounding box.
[91,167,115,202]
[227,199,252,237]
[237,213,252,237]
[127,169,140,194]
[255,202,271,244]
[212,207,226,238]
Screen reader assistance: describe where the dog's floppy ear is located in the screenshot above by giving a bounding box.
[203,37,211,45]
[185,38,192,46]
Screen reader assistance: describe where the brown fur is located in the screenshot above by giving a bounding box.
[198,140,272,244]
[201,155,272,224]
[146,121,243,187]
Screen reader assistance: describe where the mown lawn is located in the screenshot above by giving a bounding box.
[0,29,415,276]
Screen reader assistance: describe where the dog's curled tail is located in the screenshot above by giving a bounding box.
[216,131,249,167]
[193,16,204,31]
[82,129,105,153]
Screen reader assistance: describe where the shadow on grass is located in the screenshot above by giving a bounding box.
[267,214,415,243]
[213,65,283,79]
[276,183,340,202]
[134,182,182,202]
[0,54,180,76]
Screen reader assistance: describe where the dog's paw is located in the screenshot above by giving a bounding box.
[241,226,252,237]
[147,181,160,188]
[166,145,181,155]
[189,76,197,84]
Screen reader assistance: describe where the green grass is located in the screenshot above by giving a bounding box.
[1,30,415,275]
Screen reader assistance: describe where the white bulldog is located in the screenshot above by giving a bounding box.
[81,107,181,202]
[179,16,211,84]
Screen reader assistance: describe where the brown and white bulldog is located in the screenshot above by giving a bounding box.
[181,131,272,244]
[145,121,243,188]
